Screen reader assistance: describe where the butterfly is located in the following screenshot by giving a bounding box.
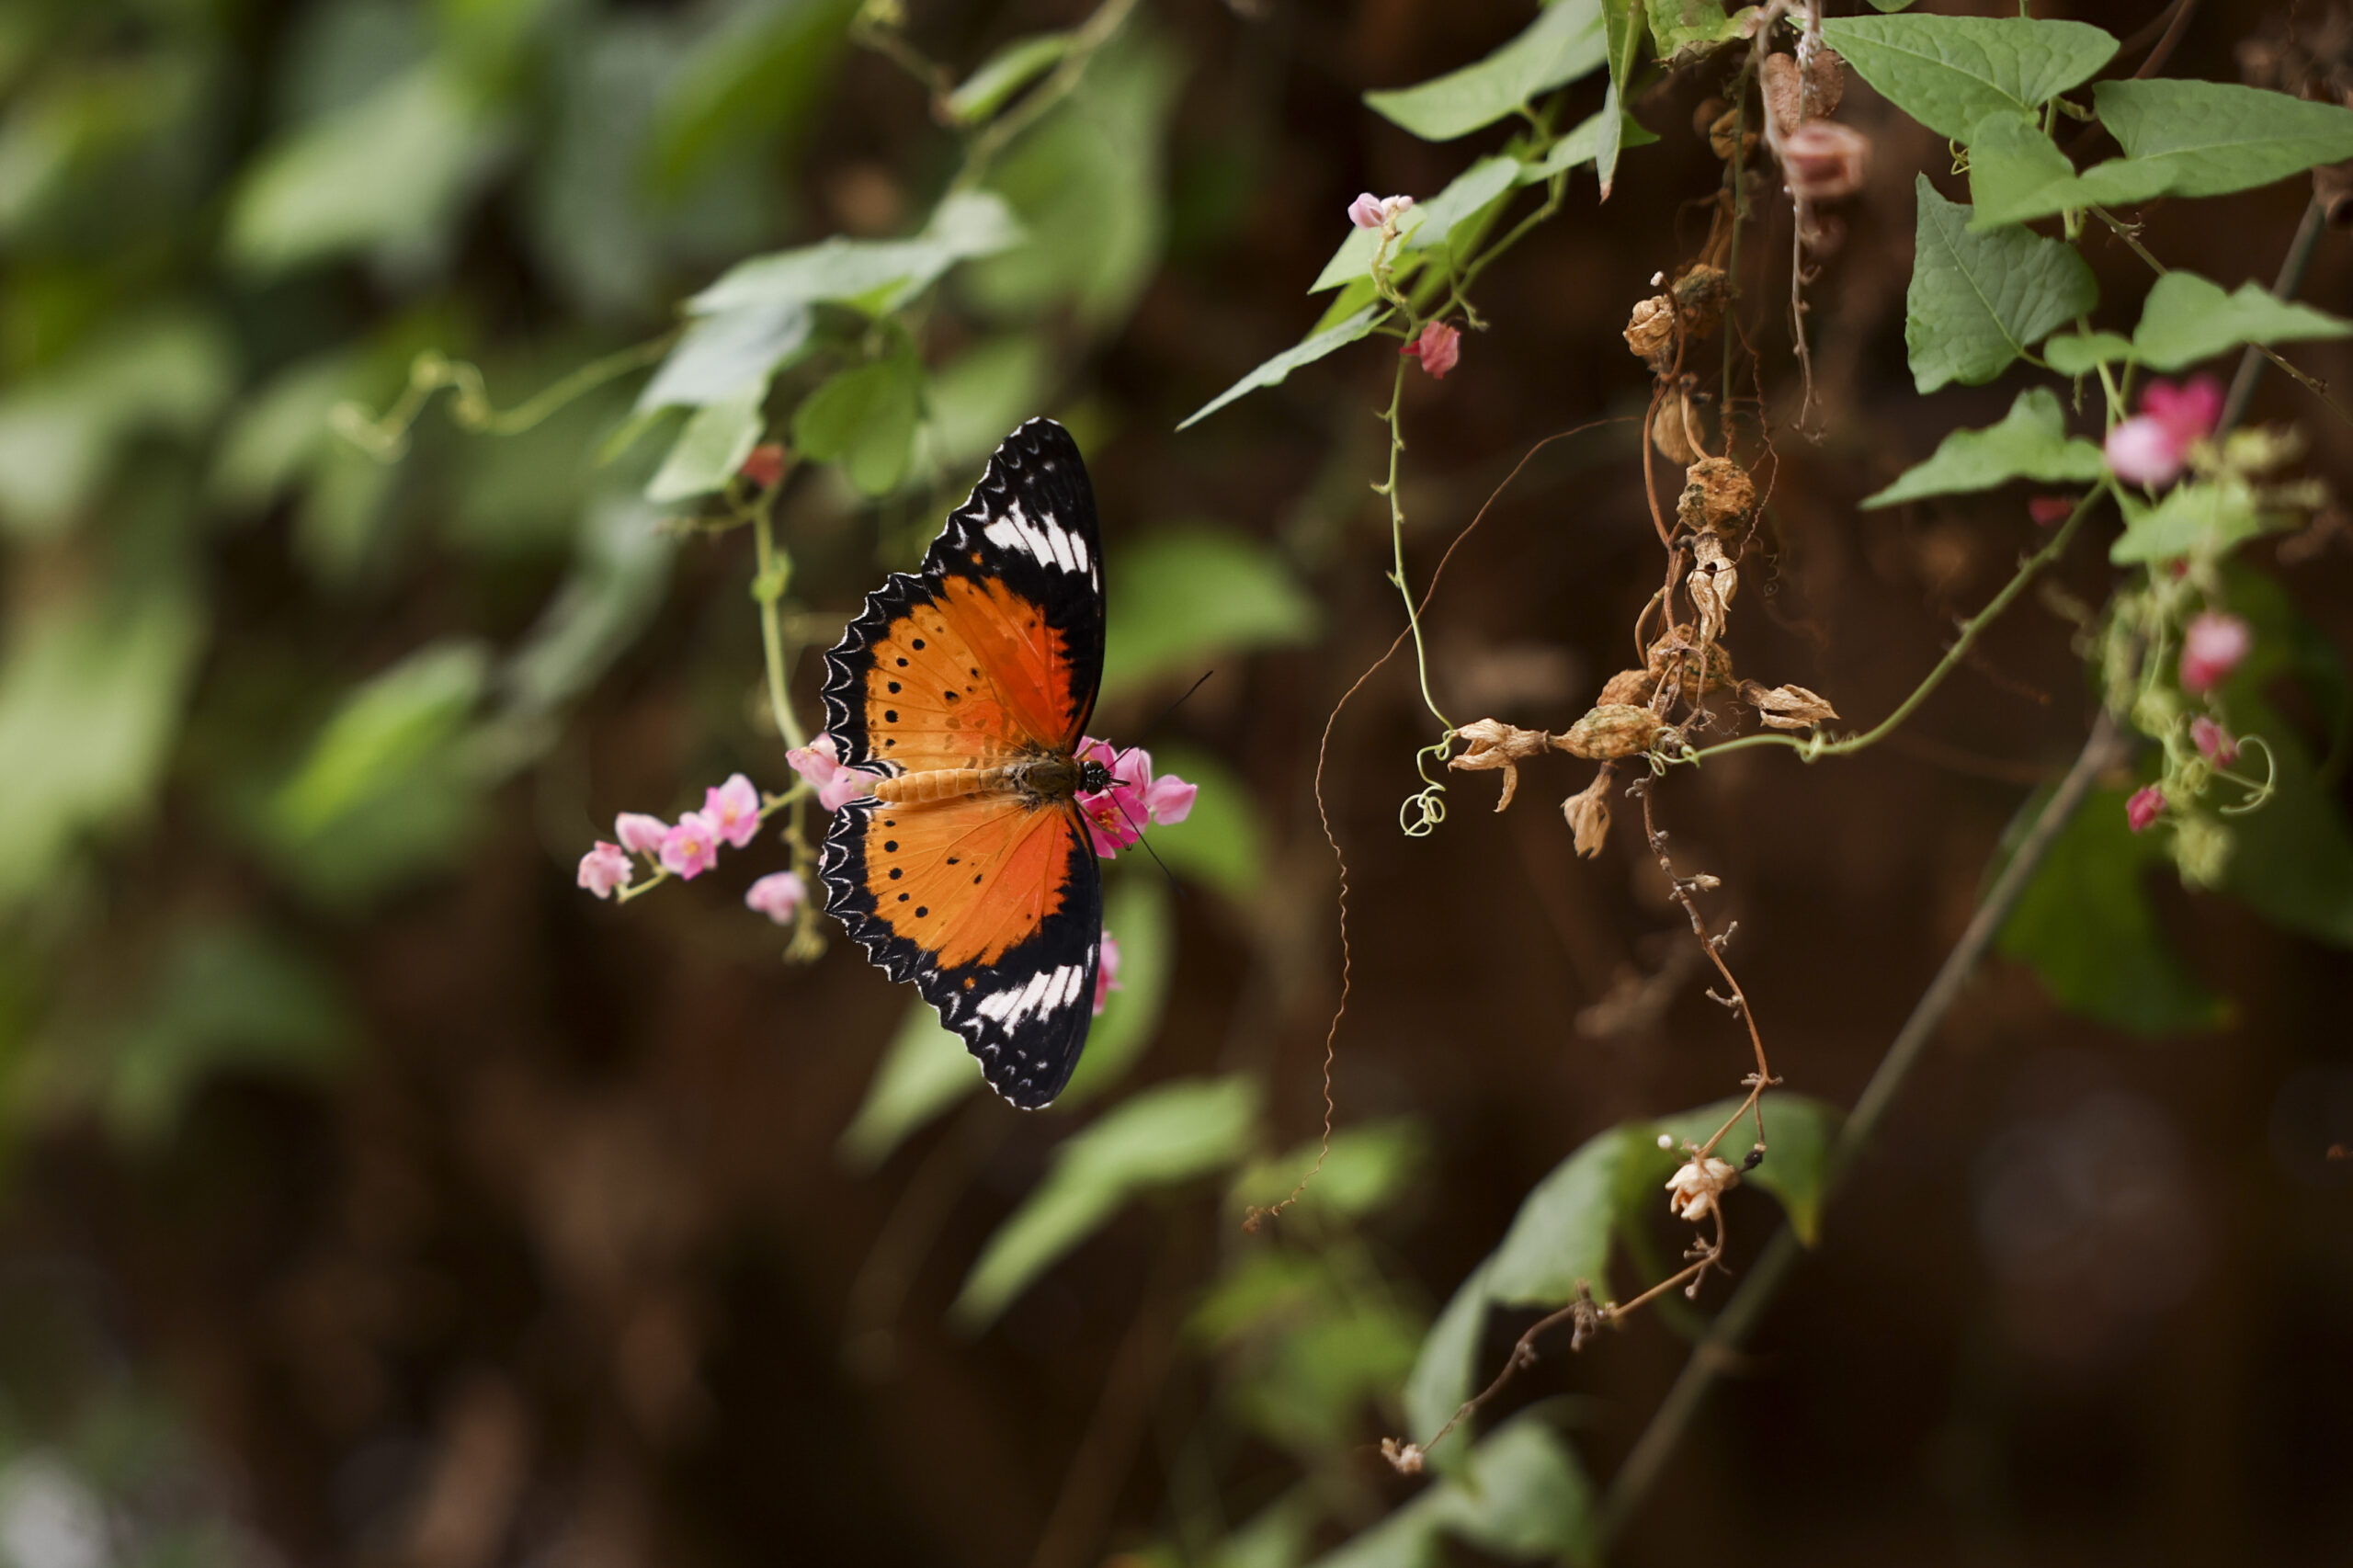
[817,418,1114,1109]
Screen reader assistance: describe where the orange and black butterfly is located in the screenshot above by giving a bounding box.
[818,419,1112,1109]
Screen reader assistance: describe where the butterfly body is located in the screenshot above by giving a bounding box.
[817,419,1111,1110]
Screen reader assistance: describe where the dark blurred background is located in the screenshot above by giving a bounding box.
[1,0,2350,1564]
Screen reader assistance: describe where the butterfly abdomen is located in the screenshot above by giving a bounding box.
[871,755,1084,806]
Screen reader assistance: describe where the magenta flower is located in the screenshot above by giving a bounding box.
[577,841,632,899]
[615,812,668,855]
[1094,929,1123,1017]
[745,870,806,925]
[1074,739,1197,858]
[2190,716,2238,766]
[705,772,763,848]
[788,733,872,812]
[2105,375,2222,488]
[2126,784,2166,834]
[1402,321,1461,380]
[2179,610,2251,695]
[2027,495,2077,527]
[660,812,721,879]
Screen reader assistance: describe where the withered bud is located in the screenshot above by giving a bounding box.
[1598,667,1657,707]
[1449,718,1554,812]
[1563,771,1613,858]
[1687,531,1738,644]
[1781,121,1870,204]
[1652,389,1704,465]
[1560,704,1665,760]
[1670,265,1730,341]
[1380,1437,1425,1475]
[1645,624,1736,693]
[1625,295,1676,369]
[1708,105,1757,162]
[1741,679,1840,731]
[1761,48,1846,131]
[1677,455,1756,533]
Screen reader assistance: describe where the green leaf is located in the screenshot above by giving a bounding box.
[1819,15,2118,142]
[2043,329,2134,374]
[272,641,490,840]
[1309,217,1428,294]
[2130,268,2353,372]
[1056,874,1175,1107]
[100,928,356,1145]
[1178,306,1384,428]
[1860,388,2106,508]
[1962,110,2087,229]
[635,301,813,412]
[790,356,921,496]
[1523,104,1659,181]
[1904,176,2097,392]
[920,336,1054,469]
[2109,481,2276,565]
[1402,1256,1497,1454]
[1425,1414,1597,1565]
[2092,76,2353,201]
[225,62,508,276]
[946,32,1074,124]
[1631,1096,1844,1246]
[1998,785,2227,1031]
[644,384,766,504]
[646,0,862,191]
[0,578,205,914]
[1647,0,1750,62]
[1597,0,1643,192]
[500,497,675,719]
[1102,527,1322,694]
[951,1075,1259,1329]
[1309,155,1523,294]
[687,190,1023,315]
[1142,744,1267,900]
[1364,0,1608,142]
[836,1002,979,1171]
[1229,1118,1428,1223]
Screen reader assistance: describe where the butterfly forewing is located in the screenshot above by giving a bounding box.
[817,418,1109,1109]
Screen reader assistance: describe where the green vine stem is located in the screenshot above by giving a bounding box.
[331,334,677,462]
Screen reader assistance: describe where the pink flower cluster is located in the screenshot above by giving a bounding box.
[2105,376,2222,488]
[1347,192,1415,233]
[785,734,874,811]
[578,774,795,915]
[1403,321,1461,381]
[2178,610,2250,695]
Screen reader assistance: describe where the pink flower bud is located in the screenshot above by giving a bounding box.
[1402,321,1461,380]
[705,772,763,848]
[659,812,721,879]
[2179,611,2251,695]
[739,443,788,488]
[1347,192,1386,229]
[1093,929,1124,1017]
[2027,495,2077,527]
[787,733,873,812]
[2142,376,2222,445]
[2126,784,2166,834]
[615,812,668,855]
[745,870,806,925]
[2106,415,2187,487]
[2190,716,2238,765]
[577,841,631,899]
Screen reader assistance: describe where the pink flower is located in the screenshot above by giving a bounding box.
[615,812,668,855]
[577,841,632,899]
[739,442,787,488]
[2027,495,2077,527]
[745,870,806,925]
[705,772,763,848]
[788,733,873,812]
[2126,784,2166,834]
[660,812,721,879]
[2190,716,2238,765]
[2105,376,2222,488]
[1093,930,1123,1017]
[1402,321,1461,380]
[1074,739,1198,858]
[2179,611,2251,695]
[1348,192,1414,232]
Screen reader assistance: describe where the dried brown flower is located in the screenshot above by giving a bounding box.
[1687,531,1739,643]
[1782,121,1870,204]
[1625,295,1675,369]
[1741,679,1839,731]
[1563,771,1613,857]
[1645,624,1736,694]
[1449,718,1554,811]
[1671,265,1730,341]
[1380,1437,1426,1475]
[1652,388,1704,465]
[1560,704,1665,760]
[1677,455,1756,533]
[1665,1153,1739,1223]
[1707,104,1756,162]
[1598,667,1657,707]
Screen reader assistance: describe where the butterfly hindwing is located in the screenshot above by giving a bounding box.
[816,418,1110,1110]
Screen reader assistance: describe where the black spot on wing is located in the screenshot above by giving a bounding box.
[820,567,934,772]
[817,798,926,983]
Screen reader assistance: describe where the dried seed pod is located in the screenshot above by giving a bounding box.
[1762,46,1846,131]
[1670,265,1730,340]
[1687,531,1739,643]
[1598,667,1658,707]
[1802,46,1846,120]
[1782,121,1870,203]
[1677,455,1756,533]
[1625,295,1676,369]
[1652,388,1703,465]
[1741,679,1839,730]
[1708,105,1756,162]
[1563,772,1613,858]
[1449,718,1554,811]
[1761,52,1804,133]
[1559,704,1665,759]
[1646,624,1736,693]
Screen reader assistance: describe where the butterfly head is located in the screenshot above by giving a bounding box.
[1078,757,1113,794]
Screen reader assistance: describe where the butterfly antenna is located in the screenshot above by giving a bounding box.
[1140,670,1214,741]
[1108,790,1187,898]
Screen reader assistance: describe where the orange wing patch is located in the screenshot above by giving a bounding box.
[861,793,1082,970]
[861,576,1081,773]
